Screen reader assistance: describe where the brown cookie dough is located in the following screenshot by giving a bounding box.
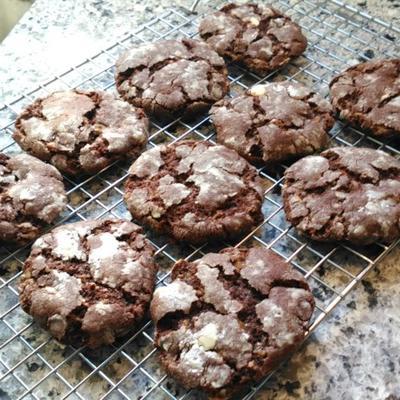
[115,38,229,121]
[282,147,400,244]
[0,153,67,245]
[329,59,400,137]
[124,140,264,244]
[211,81,334,165]
[199,3,307,74]
[13,90,149,175]
[151,246,314,398]
[19,219,157,348]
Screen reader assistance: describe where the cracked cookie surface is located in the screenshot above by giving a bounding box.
[211,81,334,165]
[14,90,149,175]
[19,219,157,348]
[115,39,229,121]
[329,59,400,137]
[151,246,314,398]
[124,140,264,244]
[0,153,67,244]
[199,3,307,74]
[283,147,400,244]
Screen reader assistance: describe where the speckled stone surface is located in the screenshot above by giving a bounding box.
[0,1,400,399]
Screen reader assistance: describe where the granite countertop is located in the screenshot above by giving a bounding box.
[0,1,400,400]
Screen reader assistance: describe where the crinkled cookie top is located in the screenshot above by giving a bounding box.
[330,59,400,137]
[14,90,148,175]
[19,219,157,348]
[0,153,66,244]
[211,81,334,164]
[199,3,307,73]
[283,146,400,244]
[115,39,229,120]
[124,140,264,243]
[151,246,314,398]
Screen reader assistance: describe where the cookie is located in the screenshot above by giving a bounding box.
[115,38,229,121]
[283,147,400,244]
[199,3,307,74]
[211,81,334,165]
[14,90,149,175]
[124,140,264,244]
[329,59,400,137]
[151,246,314,398]
[0,153,67,245]
[19,219,157,348]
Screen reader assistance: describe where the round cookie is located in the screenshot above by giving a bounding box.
[283,147,400,244]
[329,59,400,137]
[199,3,307,74]
[0,153,67,245]
[19,219,157,348]
[211,81,334,165]
[124,140,264,244]
[14,90,149,175]
[115,38,229,121]
[151,246,314,398]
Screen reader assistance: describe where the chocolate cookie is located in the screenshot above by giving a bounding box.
[115,39,229,121]
[124,140,264,244]
[211,81,334,165]
[199,3,307,74]
[329,59,400,137]
[151,246,314,398]
[0,153,67,245]
[283,147,400,244]
[13,90,149,175]
[19,219,157,348]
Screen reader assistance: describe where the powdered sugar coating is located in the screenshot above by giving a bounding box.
[14,90,149,175]
[124,140,264,244]
[151,280,199,323]
[115,38,228,121]
[151,246,314,398]
[196,264,242,314]
[283,147,400,244]
[0,153,67,244]
[19,219,157,348]
[211,81,334,165]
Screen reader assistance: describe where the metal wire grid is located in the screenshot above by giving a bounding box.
[0,0,399,399]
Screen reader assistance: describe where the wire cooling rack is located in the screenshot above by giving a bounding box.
[0,0,399,399]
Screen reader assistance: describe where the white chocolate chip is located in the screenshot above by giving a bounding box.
[249,17,260,26]
[249,84,267,97]
[197,323,218,350]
